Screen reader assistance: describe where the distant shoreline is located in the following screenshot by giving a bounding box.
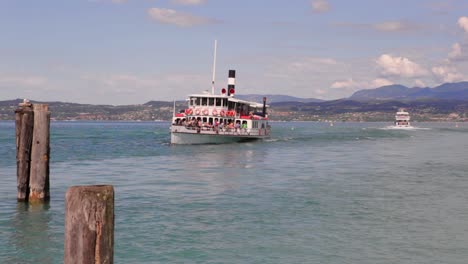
[1,98,467,122]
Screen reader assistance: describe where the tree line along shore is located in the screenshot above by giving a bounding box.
[1,99,467,122]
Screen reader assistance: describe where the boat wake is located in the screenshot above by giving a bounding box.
[380,126,431,131]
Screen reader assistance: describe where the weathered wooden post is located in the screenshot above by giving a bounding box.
[64,185,114,264]
[15,100,34,201]
[29,103,51,202]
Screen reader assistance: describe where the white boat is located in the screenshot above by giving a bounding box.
[394,108,412,128]
[170,41,271,144]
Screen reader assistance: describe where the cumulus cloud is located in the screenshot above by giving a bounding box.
[413,79,426,87]
[171,0,207,5]
[148,8,216,27]
[458,16,468,33]
[448,42,463,60]
[311,0,330,13]
[432,66,465,83]
[331,78,392,90]
[376,54,428,78]
[370,78,394,88]
[330,78,357,89]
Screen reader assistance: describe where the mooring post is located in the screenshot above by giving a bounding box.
[64,185,114,264]
[29,103,51,202]
[15,101,34,201]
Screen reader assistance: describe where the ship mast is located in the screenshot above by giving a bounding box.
[211,40,217,95]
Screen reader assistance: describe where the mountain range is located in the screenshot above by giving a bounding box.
[349,81,468,101]
[1,82,467,121]
[228,82,468,103]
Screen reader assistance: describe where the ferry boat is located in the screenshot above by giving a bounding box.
[170,41,271,144]
[394,108,411,128]
[170,70,271,144]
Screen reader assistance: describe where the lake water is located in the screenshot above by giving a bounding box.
[1,121,467,263]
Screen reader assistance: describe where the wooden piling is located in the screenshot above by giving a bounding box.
[64,185,114,264]
[15,103,34,201]
[29,104,51,202]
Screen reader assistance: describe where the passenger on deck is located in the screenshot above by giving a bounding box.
[241,122,247,131]
[189,118,197,127]
[227,122,234,131]
[234,122,240,133]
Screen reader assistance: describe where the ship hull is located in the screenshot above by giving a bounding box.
[170,126,269,144]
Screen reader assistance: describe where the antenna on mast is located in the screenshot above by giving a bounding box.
[211,40,217,95]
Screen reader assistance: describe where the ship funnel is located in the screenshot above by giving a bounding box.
[227,70,235,96]
[262,97,267,117]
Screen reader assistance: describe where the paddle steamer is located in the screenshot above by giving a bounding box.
[170,41,271,144]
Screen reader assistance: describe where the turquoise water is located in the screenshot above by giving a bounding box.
[1,121,468,263]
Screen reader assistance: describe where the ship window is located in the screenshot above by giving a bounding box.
[209,98,214,106]
[216,98,221,106]
[223,98,228,107]
[202,97,207,106]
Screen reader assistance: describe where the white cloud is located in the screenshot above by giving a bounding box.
[448,42,462,60]
[373,21,416,32]
[370,78,393,88]
[331,78,357,89]
[148,8,215,27]
[315,89,327,95]
[334,20,421,33]
[311,0,330,13]
[331,78,392,90]
[287,57,337,72]
[414,79,426,87]
[171,0,207,5]
[376,54,428,78]
[0,75,47,87]
[458,16,468,33]
[432,66,465,83]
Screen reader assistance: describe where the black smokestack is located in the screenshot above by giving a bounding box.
[227,70,235,96]
[262,97,267,117]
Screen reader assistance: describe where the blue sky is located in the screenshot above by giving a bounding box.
[1,0,467,104]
